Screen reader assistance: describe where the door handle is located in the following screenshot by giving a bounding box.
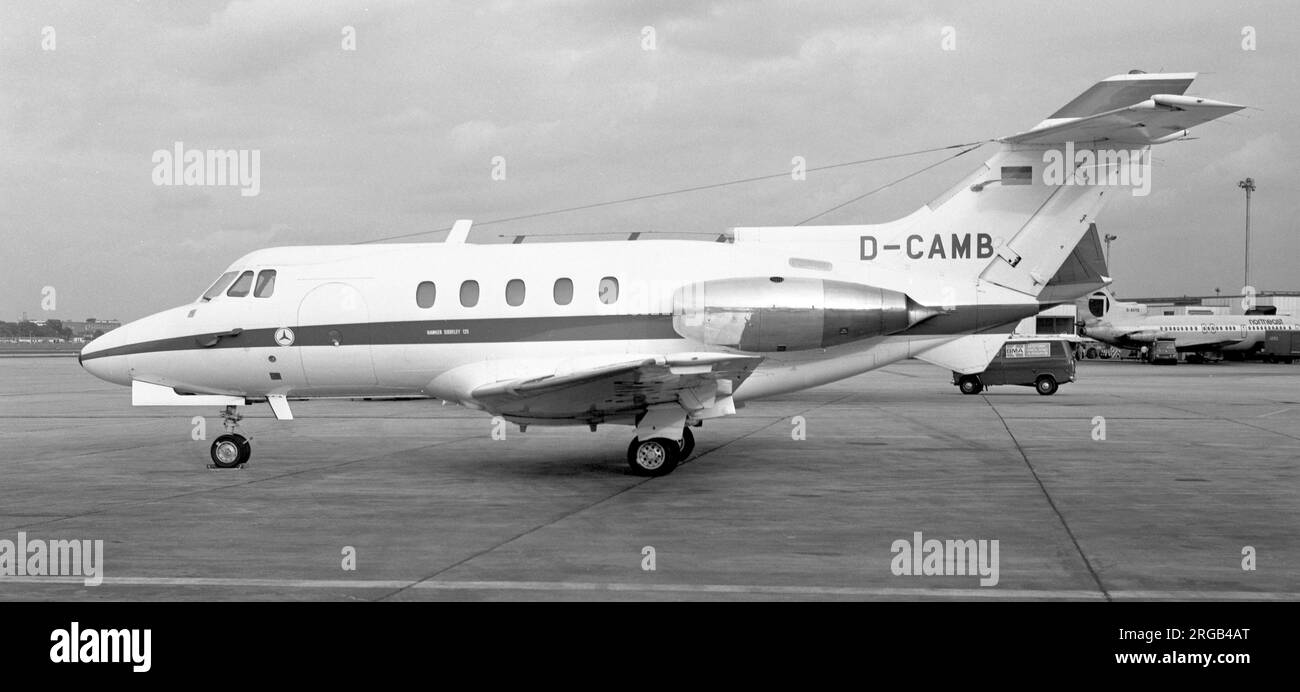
[195,328,243,347]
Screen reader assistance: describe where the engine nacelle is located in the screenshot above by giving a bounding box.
[672,277,938,352]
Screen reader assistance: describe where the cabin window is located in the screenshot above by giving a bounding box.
[254,270,277,298]
[598,276,619,304]
[226,271,254,297]
[506,279,526,307]
[553,278,573,305]
[416,281,437,308]
[460,280,479,307]
[201,272,239,302]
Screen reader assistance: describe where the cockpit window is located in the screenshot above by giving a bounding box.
[201,272,240,302]
[227,271,255,297]
[254,270,277,298]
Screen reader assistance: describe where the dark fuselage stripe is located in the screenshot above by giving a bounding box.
[80,303,1046,362]
[79,314,681,361]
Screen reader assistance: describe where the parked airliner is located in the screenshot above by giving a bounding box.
[1080,289,1300,358]
[81,72,1243,475]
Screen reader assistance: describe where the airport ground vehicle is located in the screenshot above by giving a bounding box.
[953,339,1075,396]
[1077,339,1116,360]
[1150,338,1179,365]
[1262,331,1299,364]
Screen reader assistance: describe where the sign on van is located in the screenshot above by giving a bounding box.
[1005,342,1050,358]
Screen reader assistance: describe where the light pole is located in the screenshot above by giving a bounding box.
[1238,177,1255,288]
[1103,233,1118,268]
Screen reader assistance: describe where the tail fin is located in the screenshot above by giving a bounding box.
[1081,287,1147,320]
[972,71,1243,300]
[737,72,1243,311]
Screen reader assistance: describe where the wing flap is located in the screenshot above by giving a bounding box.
[472,358,655,399]
[470,353,763,422]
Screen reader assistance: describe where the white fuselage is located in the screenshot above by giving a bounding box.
[1082,313,1300,352]
[80,237,1020,414]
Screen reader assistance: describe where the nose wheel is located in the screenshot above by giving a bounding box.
[210,405,251,468]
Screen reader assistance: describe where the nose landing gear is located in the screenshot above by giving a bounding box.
[210,405,250,469]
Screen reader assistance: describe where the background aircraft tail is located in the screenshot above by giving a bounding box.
[1082,286,1147,321]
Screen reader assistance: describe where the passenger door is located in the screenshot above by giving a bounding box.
[298,282,377,387]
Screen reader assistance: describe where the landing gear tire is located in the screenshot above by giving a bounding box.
[679,427,695,459]
[211,433,250,468]
[1035,375,1058,396]
[958,376,983,395]
[1086,347,1098,359]
[626,437,680,477]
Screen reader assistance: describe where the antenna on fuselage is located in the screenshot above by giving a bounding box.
[445,219,473,244]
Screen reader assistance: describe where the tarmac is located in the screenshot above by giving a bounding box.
[1,356,1297,601]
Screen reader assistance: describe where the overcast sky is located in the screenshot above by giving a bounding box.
[2,0,1296,321]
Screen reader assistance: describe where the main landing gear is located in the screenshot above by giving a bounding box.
[626,427,694,477]
[957,375,984,395]
[210,405,251,469]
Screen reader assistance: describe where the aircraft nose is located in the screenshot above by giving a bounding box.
[79,322,133,386]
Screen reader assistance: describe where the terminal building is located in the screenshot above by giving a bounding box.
[1137,291,1300,317]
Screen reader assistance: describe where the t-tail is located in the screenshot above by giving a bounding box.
[734,71,1243,371]
[1082,286,1147,321]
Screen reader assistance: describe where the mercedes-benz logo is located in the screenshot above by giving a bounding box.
[274,327,295,347]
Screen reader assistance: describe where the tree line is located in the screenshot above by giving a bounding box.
[0,320,101,340]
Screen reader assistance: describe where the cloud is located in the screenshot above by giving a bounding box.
[151,188,214,212]
[3,0,1298,319]
[160,0,410,84]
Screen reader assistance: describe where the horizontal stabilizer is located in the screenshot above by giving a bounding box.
[1006,72,1245,145]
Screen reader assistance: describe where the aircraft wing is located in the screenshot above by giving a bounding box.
[1006,94,1245,146]
[1111,328,1246,350]
[470,352,763,423]
[1172,332,1247,351]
